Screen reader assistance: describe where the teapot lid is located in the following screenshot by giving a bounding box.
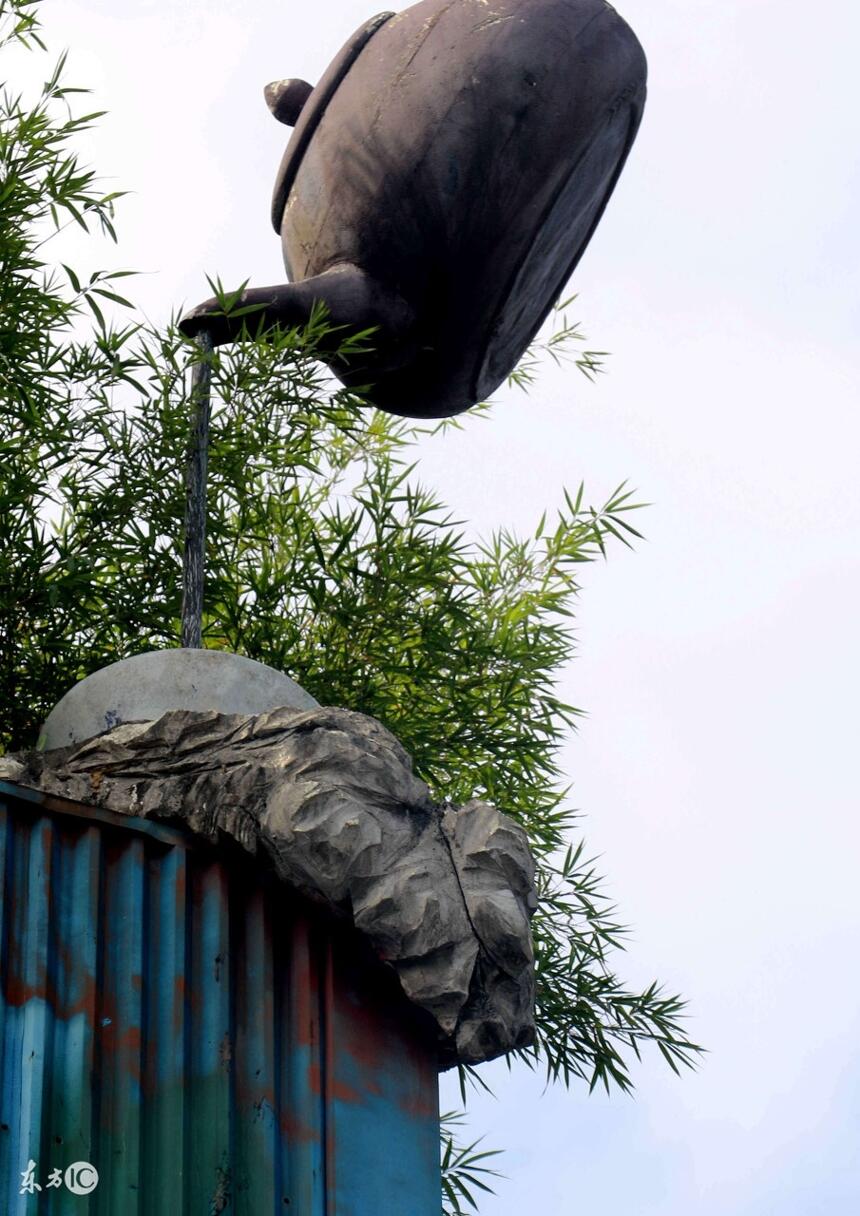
[271,11,394,233]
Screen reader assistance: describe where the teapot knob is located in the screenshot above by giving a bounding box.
[264,78,314,126]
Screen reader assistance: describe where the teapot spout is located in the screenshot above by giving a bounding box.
[179,264,415,357]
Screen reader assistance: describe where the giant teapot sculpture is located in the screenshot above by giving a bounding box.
[180,0,647,418]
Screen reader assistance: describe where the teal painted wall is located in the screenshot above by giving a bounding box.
[0,783,440,1214]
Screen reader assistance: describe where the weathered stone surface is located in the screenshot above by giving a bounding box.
[11,706,537,1066]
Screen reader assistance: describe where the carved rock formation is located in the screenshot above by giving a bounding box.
[4,706,537,1066]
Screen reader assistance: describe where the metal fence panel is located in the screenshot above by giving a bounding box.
[0,782,440,1214]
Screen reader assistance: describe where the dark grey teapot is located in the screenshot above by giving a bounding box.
[180,0,647,418]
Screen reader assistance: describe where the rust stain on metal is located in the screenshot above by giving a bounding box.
[174,972,187,1031]
[289,918,319,1049]
[2,935,100,1018]
[309,1062,366,1107]
[278,1109,320,1144]
[336,998,388,1073]
[397,1089,439,1121]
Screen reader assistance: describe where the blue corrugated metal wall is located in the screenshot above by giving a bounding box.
[0,782,440,1214]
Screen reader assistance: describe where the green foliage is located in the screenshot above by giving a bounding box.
[507,294,607,392]
[0,1,702,1206]
[0,0,137,745]
[441,1113,502,1216]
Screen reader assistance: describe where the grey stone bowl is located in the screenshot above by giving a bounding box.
[39,649,319,751]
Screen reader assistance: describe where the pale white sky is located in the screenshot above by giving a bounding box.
[17,0,860,1211]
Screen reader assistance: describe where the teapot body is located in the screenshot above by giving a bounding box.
[276,0,647,417]
[181,0,647,418]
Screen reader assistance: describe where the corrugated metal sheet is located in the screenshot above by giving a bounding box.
[0,781,440,1214]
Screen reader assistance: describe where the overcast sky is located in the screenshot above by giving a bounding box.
[16,0,860,1211]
